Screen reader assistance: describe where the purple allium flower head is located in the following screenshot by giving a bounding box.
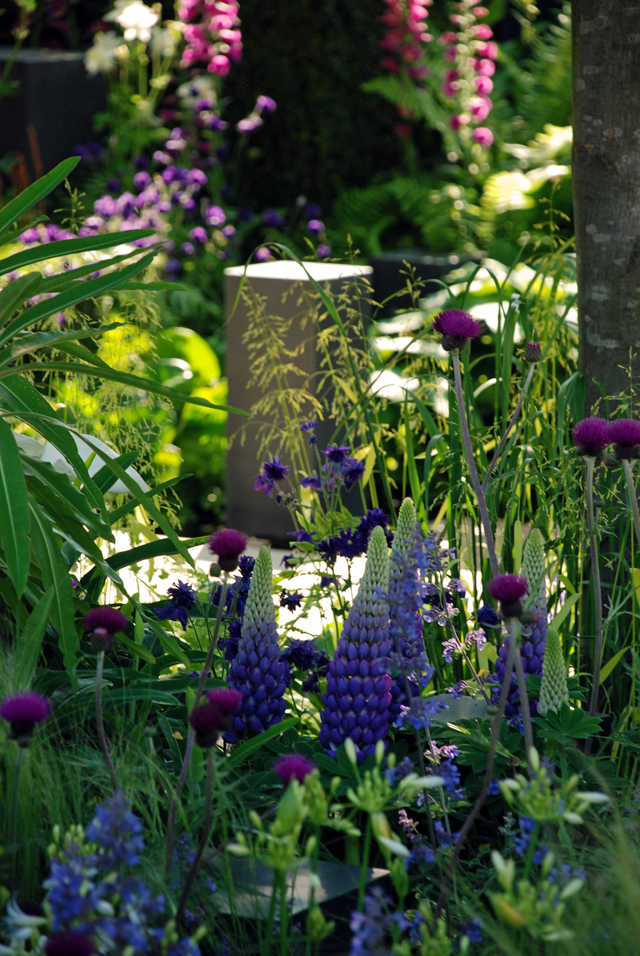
[205,204,226,226]
[307,219,325,234]
[609,418,640,459]
[316,244,331,259]
[84,607,128,652]
[319,526,393,763]
[189,226,208,244]
[524,341,542,363]
[273,753,315,784]
[45,932,96,956]
[227,547,287,740]
[133,171,152,190]
[0,691,50,742]
[209,528,248,572]
[341,457,365,491]
[322,444,350,464]
[487,574,528,617]
[572,417,609,457]
[254,246,273,262]
[432,309,482,352]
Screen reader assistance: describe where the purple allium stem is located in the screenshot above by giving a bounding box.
[175,749,214,926]
[452,353,499,576]
[95,651,117,788]
[514,648,534,759]
[622,459,640,551]
[584,457,604,737]
[434,616,519,922]
[482,362,536,493]
[165,572,229,878]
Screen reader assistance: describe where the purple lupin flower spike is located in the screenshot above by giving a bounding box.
[319,525,392,764]
[227,546,287,740]
[387,499,425,718]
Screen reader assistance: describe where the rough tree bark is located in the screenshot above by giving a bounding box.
[573,2,640,414]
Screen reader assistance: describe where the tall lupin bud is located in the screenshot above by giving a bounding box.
[538,626,569,716]
[388,498,424,717]
[319,525,392,763]
[228,546,287,739]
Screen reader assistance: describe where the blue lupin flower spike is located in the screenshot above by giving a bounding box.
[227,546,287,739]
[319,525,392,763]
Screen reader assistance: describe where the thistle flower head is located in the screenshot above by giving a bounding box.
[524,342,542,363]
[572,417,609,457]
[84,606,128,652]
[608,418,640,459]
[538,626,569,716]
[190,687,243,748]
[209,528,248,572]
[488,574,528,618]
[45,933,96,956]
[433,309,482,352]
[0,691,50,743]
[273,753,316,784]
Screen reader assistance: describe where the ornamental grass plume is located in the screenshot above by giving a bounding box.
[227,546,287,739]
[432,309,482,352]
[319,525,393,764]
[538,626,569,716]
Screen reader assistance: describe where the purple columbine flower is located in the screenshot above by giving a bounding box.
[44,932,96,956]
[608,418,640,459]
[316,244,331,259]
[189,226,208,244]
[209,528,248,573]
[572,417,609,457]
[0,691,50,743]
[477,604,500,628]
[300,420,318,432]
[263,457,290,481]
[487,574,529,618]
[340,457,365,490]
[432,309,483,352]
[319,525,393,763]
[322,444,350,464]
[84,607,128,652]
[273,753,315,784]
[227,547,287,740]
[297,475,323,491]
[279,589,303,611]
[156,580,196,631]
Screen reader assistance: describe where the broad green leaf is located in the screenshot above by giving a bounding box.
[38,249,149,293]
[21,456,111,540]
[0,374,105,511]
[92,451,139,493]
[600,646,630,685]
[226,717,300,771]
[0,229,154,277]
[0,272,43,327]
[0,157,79,238]
[100,686,180,708]
[548,592,580,632]
[116,632,155,663]
[14,589,53,686]
[0,418,30,597]
[106,535,208,572]
[147,621,191,667]
[29,502,78,674]
[107,474,187,525]
[118,280,187,291]
[632,568,640,613]
[0,321,126,367]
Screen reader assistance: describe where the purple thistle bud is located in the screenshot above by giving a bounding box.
[319,526,392,763]
[572,417,609,457]
[273,753,315,784]
[608,418,640,459]
[84,607,128,652]
[227,547,287,740]
[0,691,50,743]
[45,932,96,956]
[209,528,248,572]
[524,341,542,363]
[487,574,528,618]
[432,309,482,352]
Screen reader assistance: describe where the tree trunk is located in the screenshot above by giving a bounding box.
[572,1,640,414]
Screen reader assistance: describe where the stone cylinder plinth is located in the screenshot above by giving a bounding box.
[225,260,373,546]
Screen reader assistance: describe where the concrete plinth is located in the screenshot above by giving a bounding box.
[225,260,373,546]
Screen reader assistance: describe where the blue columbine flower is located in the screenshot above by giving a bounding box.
[340,457,365,490]
[319,526,393,763]
[477,603,501,628]
[227,547,287,739]
[156,580,196,631]
[298,475,323,491]
[279,590,303,611]
[322,444,351,464]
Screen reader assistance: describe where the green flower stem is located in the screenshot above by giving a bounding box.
[434,617,520,921]
[279,869,288,956]
[523,820,541,881]
[8,745,23,888]
[96,650,117,789]
[481,363,536,493]
[452,353,499,576]
[356,814,373,912]
[585,457,604,726]
[622,460,640,550]
[264,872,280,956]
[165,573,229,878]
[175,749,214,927]
[306,824,321,956]
[514,648,535,760]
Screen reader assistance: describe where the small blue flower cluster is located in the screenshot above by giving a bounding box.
[317,509,391,563]
[43,791,200,954]
[281,638,329,695]
[215,555,255,661]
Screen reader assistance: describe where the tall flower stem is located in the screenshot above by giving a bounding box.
[96,650,117,789]
[175,749,214,926]
[8,746,23,887]
[452,353,499,576]
[622,460,640,549]
[482,363,536,493]
[585,457,604,724]
[434,617,520,920]
[514,649,534,760]
[165,573,229,878]
[356,815,373,912]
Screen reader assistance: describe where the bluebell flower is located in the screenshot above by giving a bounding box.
[349,887,391,956]
[156,580,196,631]
[434,820,458,849]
